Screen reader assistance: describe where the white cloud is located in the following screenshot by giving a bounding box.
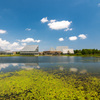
[11,42,19,47]
[98,3,100,7]
[59,38,64,41]
[78,34,87,39]
[25,28,31,31]
[41,17,72,31]
[0,38,10,46]
[0,29,7,34]
[0,38,23,51]
[21,38,34,43]
[35,40,41,43]
[48,20,72,31]
[69,36,77,41]
[20,38,41,43]
[50,19,56,23]
[21,43,27,46]
[41,17,48,23]
[64,28,72,31]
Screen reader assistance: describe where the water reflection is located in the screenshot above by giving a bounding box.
[70,68,78,72]
[0,63,40,72]
[80,69,87,74]
[21,63,40,70]
[0,56,100,75]
[80,57,100,63]
[0,64,10,70]
[69,68,87,74]
[59,67,64,71]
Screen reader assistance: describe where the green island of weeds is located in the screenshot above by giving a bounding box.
[0,69,100,100]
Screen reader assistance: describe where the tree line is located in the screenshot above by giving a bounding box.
[74,49,100,55]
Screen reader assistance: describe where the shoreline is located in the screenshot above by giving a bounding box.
[0,54,100,57]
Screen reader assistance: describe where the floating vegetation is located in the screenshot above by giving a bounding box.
[0,69,100,100]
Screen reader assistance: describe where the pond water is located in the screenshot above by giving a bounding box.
[0,56,100,75]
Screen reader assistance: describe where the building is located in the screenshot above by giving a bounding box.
[43,46,74,55]
[56,46,68,51]
[20,45,39,55]
[62,49,74,54]
[43,51,62,55]
[0,47,13,55]
[5,50,13,55]
[56,46,74,54]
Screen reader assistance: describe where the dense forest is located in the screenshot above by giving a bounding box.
[74,49,100,55]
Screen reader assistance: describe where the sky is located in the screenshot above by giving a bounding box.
[0,0,100,51]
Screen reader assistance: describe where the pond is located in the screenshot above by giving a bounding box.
[0,56,100,74]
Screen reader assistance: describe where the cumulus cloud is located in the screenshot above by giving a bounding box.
[59,38,64,41]
[25,28,31,31]
[48,20,72,31]
[0,38,10,46]
[11,42,19,47]
[64,28,72,31]
[35,40,41,43]
[41,17,48,23]
[0,29,7,34]
[0,38,23,51]
[78,34,87,39]
[69,36,77,41]
[41,17,72,31]
[50,20,56,23]
[19,38,41,43]
[98,3,100,7]
[21,43,27,46]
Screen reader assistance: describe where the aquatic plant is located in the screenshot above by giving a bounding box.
[0,69,100,99]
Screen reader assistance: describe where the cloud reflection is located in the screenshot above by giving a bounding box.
[59,67,64,71]
[80,69,87,74]
[21,63,40,70]
[70,68,78,72]
[0,64,10,70]
[0,63,40,71]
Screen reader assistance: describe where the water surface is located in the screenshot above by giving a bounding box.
[0,56,100,76]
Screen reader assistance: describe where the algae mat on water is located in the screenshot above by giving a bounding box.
[0,69,100,100]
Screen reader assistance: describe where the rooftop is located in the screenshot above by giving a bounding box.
[21,45,38,51]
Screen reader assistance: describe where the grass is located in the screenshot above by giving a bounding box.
[61,54,100,57]
[0,54,36,57]
[0,54,100,57]
[0,69,100,99]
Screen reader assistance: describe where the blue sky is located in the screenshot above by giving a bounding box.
[0,0,100,51]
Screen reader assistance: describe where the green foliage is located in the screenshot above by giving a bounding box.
[74,49,100,55]
[0,69,100,99]
[16,52,20,54]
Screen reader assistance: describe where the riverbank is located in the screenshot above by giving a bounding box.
[0,54,36,57]
[62,54,100,57]
[0,54,100,57]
